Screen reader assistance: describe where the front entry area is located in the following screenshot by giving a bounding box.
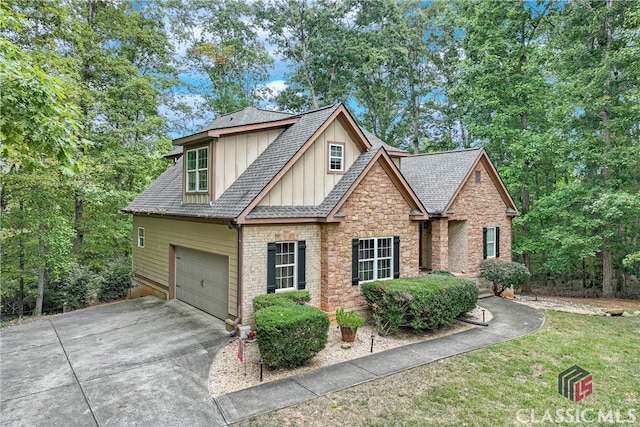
[175,246,229,320]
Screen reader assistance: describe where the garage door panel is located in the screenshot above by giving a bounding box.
[175,247,228,320]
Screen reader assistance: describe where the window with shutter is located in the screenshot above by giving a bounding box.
[267,240,306,293]
[483,227,498,259]
[353,236,399,284]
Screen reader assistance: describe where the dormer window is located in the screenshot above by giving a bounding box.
[186,147,208,192]
[328,142,344,173]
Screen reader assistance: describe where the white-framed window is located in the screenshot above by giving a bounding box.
[328,143,344,172]
[186,146,208,192]
[358,237,393,282]
[275,241,297,291]
[485,227,496,258]
[137,227,145,248]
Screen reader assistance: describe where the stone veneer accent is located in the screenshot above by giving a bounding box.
[438,158,513,276]
[321,161,420,313]
[241,224,321,325]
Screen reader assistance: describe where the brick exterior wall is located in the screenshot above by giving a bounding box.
[448,220,467,272]
[444,159,513,276]
[430,219,448,271]
[241,224,321,325]
[321,161,420,314]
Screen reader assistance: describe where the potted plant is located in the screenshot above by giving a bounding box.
[335,307,365,342]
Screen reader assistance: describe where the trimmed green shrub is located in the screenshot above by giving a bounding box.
[254,303,329,369]
[97,258,132,302]
[428,270,455,276]
[63,266,96,310]
[361,274,478,335]
[252,290,311,312]
[480,260,530,296]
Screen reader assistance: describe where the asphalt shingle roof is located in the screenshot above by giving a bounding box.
[400,148,482,215]
[201,107,295,131]
[125,104,340,220]
[360,128,408,154]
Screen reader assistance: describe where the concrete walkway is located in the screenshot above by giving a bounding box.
[214,297,545,424]
[1,297,232,427]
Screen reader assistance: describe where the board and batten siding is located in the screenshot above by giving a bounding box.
[258,120,360,206]
[215,128,284,199]
[132,215,239,318]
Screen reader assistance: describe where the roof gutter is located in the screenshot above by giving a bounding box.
[228,221,243,336]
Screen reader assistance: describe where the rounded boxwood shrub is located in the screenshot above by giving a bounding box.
[252,290,311,312]
[361,275,478,335]
[254,303,329,369]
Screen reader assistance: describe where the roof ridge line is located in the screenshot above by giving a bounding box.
[407,147,482,158]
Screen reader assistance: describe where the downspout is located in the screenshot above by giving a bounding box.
[229,221,243,336]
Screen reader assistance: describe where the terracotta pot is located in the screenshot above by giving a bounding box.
[340,326,357,342]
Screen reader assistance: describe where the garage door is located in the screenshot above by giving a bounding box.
[175,247,228,320]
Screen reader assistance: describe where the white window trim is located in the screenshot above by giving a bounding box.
[275,241,297,292]
[137,227,145,248]
[186,146,208,192]
[328,143,344,172]
[358,237,393,283]
[485,227,496,258]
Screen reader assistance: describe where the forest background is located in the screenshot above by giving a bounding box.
[1,0,639,319]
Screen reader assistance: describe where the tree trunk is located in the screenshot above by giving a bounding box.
[602,246,614,297]
[34,223,46,315]
[18,200,25,318]
[72,195,83,253]
[600,0,614,298]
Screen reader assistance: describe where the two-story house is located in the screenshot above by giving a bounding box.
[124,103,517,329]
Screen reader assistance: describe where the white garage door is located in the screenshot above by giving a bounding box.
[175,247,228,320]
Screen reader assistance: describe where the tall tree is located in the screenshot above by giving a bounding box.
[166,0,273,120]
[546,0,640,296]
[1,0,174,316]
[352,0,463,152]
[255,0,358,111]
[1,3,82,316]
[452,0,566,291]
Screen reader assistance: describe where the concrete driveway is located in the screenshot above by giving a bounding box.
[1,297,233,427]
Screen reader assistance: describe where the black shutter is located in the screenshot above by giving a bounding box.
[267,242,276,293]
[393,236,400,278]
[297,240,306,289]
[482,227,487,259]
[495,227,500,258]
[352,239,359,286]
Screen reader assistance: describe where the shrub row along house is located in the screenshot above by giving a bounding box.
[124,103,518,329]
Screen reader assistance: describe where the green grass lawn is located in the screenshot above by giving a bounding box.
[238,310,640,426]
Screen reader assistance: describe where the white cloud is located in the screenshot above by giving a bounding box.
[265,79,287,96]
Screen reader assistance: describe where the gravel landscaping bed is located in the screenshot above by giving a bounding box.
[209,305,491,397]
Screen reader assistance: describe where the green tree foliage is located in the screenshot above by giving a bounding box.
[1,0,174,318]
[255,0,358,111]
[0,5,82,172]
[166,0,273,120]
[540,0,640,296]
